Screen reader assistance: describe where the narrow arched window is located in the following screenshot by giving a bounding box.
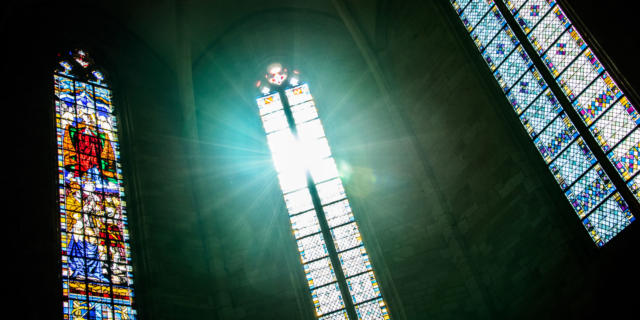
[256,65,391,319]
[54,50,137,319]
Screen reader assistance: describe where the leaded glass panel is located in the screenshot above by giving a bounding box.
[512,0,555,34]
[607,128,640,181]
[519,89,562,137]
[460,0,495,32]
[339,246,373,278]
[312,283,347,316]
[354,298,390,320]
[316,178,348,205]
[506,67,547,113]
[565,164,615,218]
[541,26,586,77]
[298,234,330,263]
[482,26,519,71]
[291,210,322,239]
[528,5,570,54]
[323,200,356,228]
[557,49,603,101]
[304,257,338,289]
[346,271,382,304]
[504,0,528,13]
[583,193,635,246]
[549,138,596,189]
[451,0,473,14]
[471,5,506,51]
[533,112,578,163]
[494,45,533,92]
[572,72,622,126]
[331,222,364,252]
[590,97,640,152]
[319,310,350,320]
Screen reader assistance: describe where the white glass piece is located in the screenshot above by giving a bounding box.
[284,188,314,215]
[278,169,307,194]
[291,100,319,124]
[261,110,289,134]
[310,157,340,184]
[297,119,326,140]
[286,83,313,106]
[316,178,347,205]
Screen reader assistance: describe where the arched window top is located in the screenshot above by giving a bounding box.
[56,49,108,87]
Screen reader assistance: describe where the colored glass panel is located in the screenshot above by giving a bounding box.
[541,26,587,77]
[506,67,547,113]
[354,298,390,320]
[572,72,622,126]
[519,89,562,137]
[304,257,338,289]
[627,174,640,202]
[533,112,578,163]
[346,271,382,304]
[565,164,615,218]
[528,5,570,54]
[583,193,635,246]
[312,283,347,316]
[319,310,350,320]
[494,45,533,92]
[482,26,520,71]
[557,49,603,101]
[590,97,640,153]
[291,210,322,239]
[55,52,136,319]
[460,0,495,32]
[607,128,640,181]
[503,0,527,13]
[549,138,596,189]
[471,5,507,52]
[451,0,473,14]
[512,0,555,34]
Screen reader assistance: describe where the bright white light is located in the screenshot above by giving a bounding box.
[261,86,271,94]
[290,77,299,86]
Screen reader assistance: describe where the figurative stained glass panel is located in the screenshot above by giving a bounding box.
[506,67,547,113]
[541,26,586,77]
[527,5,570,54]
[482,26,520,71]
[572,72,622,126]
[471,5,506,52]
[55,50,136,319]
[494,45,533,92]
[557,49,603,101]
[460,0,495,32]
[519,89,562,137]
[590,97,640,152]
[512,0,555,34]
[607,128,640,181]
[565,164,615,218]
[583,192,635,246]
[548,137,596,189]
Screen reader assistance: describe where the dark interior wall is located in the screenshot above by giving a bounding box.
[6,0,639,319]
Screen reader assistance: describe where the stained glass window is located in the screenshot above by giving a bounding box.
[450,1,635,246]
[256,65,391,318]
[55,50,137,319]
[502,0,640,190]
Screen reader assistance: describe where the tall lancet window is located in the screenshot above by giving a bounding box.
[449,0,636,246]
[54,50,137,319]
[256,65,391,320]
